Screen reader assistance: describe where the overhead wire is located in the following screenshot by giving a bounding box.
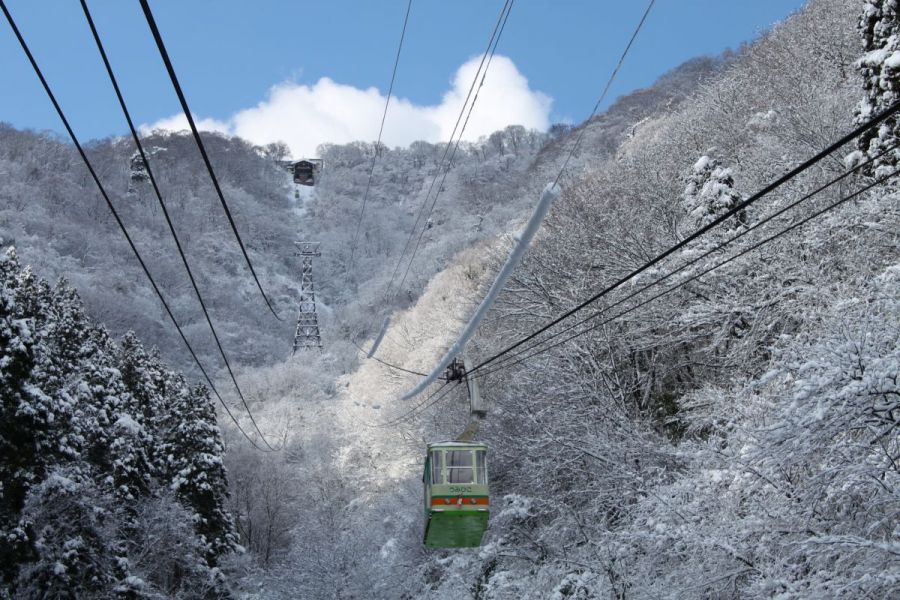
[377,380,456,427]
[551,0,656,188]
[80,0,280,452]
[468,142,898,377]
[404,109,900,415]
[392,0,515,296]
[382,0,514,302]
[384,0,654,408]
[469,97,900,374]
[319,0,891,425]
[362,0,513,362]
[349,0,413,266]
[137,0,284,321]
[349,338,431,378]
[471,165,900,380]
[385,0,654,389]
[398,182,559,401]
[376,158,896,421]
[0,0,273,453]
[352,380,455,429]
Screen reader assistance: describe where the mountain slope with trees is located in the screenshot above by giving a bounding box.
[0,42,722,599]
[0,246,235,598]
[0,51,719,375]
[224,0,898,597]
[3,0,897,598]
[410,0,899,596]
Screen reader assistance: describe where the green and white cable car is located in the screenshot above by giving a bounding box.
[423,441,489,548]
[422,355,490,548]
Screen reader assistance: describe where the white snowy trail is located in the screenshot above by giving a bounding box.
[400,182,559,400]
[334,244,490,483]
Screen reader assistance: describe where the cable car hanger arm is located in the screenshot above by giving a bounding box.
[400,182,560,401]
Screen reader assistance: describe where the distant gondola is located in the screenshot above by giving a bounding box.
[422,441,489,548]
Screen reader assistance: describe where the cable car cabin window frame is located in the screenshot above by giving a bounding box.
[475,449,487,485]
[431,450,443,485]
[447,450,475,484]
[428,448,488,486]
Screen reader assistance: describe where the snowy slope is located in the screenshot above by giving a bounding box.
[228,0,899,598]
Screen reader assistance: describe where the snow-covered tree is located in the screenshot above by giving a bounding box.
[13,467,123,599]
[116,333,170,499]
[164,382,238,566]
[0,247,237,597]
[0,249,42,587]
[681,153,746,232]
[854,0,900,175]
[0,251,85,588]
[129,151,149,183]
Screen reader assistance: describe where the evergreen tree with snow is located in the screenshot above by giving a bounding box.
[0,248,43,586]
[163,381,238,566]
[110,333,164,504]
[680,153,746,232]
[854,0,900,175]
[14,467,122,599]
[0,247,237,597]
[0,251,85,587]
[0,253,137,597]
[129,151,149,183]
[118,333,167,428]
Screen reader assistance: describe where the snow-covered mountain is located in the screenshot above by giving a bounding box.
[2,0,898,598]
[226,0,899,597]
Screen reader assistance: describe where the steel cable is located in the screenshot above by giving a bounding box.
[470,98,900,373]
[393,0,516,296]
[472,167,900,380]
[349,0,413,266]
[469,142,898,377]
[382,0,514,302]
[138,0,284,321]
[0,0,274,452]
[81,0,280,451]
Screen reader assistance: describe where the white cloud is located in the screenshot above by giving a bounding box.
[142,55,552,158]
[143,113,230,136]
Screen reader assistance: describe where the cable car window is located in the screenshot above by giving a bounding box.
[475,449,487,485]
[448,450,473,467]
[431,451,443,484]
[447,450,474,484]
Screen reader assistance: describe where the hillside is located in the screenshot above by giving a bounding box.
[0,128,300,368]
[0,46,721,598]
[227,0,899,597]
[2,0,898,598]
[0,247,235,597]
[0,50,718,372]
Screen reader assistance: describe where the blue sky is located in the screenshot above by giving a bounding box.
[1,1,807,156]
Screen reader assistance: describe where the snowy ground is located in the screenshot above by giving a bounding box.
[335,246,487,483]
[287,180,316,218]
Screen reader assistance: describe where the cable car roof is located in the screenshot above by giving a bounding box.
[427,441,488,449]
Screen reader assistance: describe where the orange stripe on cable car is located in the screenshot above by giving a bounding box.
[431,496,489,507]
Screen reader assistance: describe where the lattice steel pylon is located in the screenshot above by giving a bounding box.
[292,242,323,354]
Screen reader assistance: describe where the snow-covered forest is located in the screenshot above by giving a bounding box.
[0,248,236,596]
[2,0,899,597]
